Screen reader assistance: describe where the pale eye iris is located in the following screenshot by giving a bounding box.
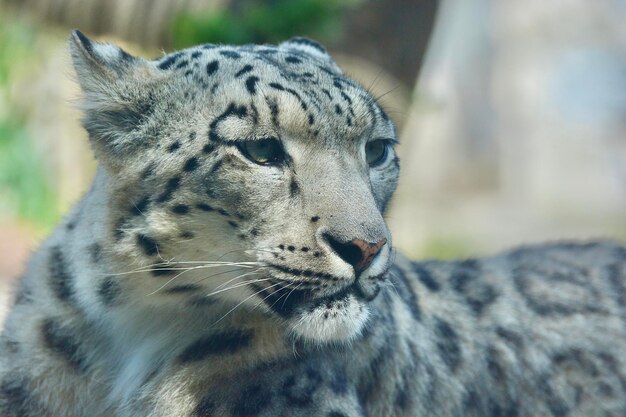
[238,138,285,165]
[365,140,388,166]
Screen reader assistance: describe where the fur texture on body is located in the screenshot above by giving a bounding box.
[1,31,625,417]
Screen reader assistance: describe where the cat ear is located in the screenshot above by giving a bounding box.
[69,30,158,166]
[69,30,140,94]
[280,37,342,73]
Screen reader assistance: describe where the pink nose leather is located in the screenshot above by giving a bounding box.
[350,238,387,273]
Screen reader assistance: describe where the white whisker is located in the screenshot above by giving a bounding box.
[251,282,290,312]
[147,266,255,296]
[191,266,265,287]
[108,261,261,277]
[211,282,285,327]
[208,267,267,292]
[281,282,304,309]
[203,276,272,298]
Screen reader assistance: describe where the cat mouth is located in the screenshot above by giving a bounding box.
[251,274,384,318]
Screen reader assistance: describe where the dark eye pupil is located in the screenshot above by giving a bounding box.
[365,140,388,166]
[239,139,284,165]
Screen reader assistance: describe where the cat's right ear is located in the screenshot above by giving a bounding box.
[69,30,160,166]
[69,30,141,95]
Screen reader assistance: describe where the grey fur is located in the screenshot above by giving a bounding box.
[0,31,625,417]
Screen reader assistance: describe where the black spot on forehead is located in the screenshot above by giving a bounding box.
[257,47,278,55]
[210,102,248,130]
[156,176,181,203]
[285,55,302,64]
[206,60,219,76]
[266,98,280,128]
[210,159,224,174]
[269,82,285,91]
[175,60,189,69]
[191,51,202,59]
[250,102,259,124]
[167,141,181,153]
[245,76,259,94]
[203,143,216,154]
[269,83,309,111]
[235,64,254,78]
[220,50,241,59]
[183,157,199,172]
[158,52,184,70]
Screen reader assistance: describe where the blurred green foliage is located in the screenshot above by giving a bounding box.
[172,0,360,48]
[0,13,58,228]
[420,236,473,260]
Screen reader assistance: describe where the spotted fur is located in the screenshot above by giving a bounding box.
[1,31,625,417]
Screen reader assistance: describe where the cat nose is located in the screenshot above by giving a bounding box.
[323,234,387,275]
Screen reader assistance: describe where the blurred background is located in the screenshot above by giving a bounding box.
[0,0,625,318]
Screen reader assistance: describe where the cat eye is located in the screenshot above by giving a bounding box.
[365,140,389,167]
[238,138,286,166]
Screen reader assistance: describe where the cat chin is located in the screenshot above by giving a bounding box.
[287,294,370,345]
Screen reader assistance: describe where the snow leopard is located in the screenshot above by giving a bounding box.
[1,30,625,417]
